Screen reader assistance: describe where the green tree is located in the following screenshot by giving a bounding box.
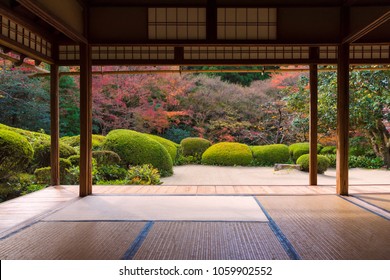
[286,68,390,168]
[0,67,50,132]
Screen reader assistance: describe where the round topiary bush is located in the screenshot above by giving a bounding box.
[289,142,323,162]
[251,144,290,166]
[102,129,173,176]
[296,154,331,174]
[181,137,211,159]
[144,134,178,162]
[201,142,253,166]
[32,140,77,169]
[92,150,121,166]
[0,129,34,180]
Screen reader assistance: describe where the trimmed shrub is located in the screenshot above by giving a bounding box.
[289,142,323,162]
[34,167,51,184]
[251,144,290,166]
[34,158,72,184]
[67,155,80,166]
[201,142,253,166]
[181,137,211,159]
[95,165,128,182]
[127,164,162,185]
[320,146,337,155]
[325,154,336,168]
[32,140,77,169]
[0,129,34,180]
[296,154,331,174]
[144,134,178,162]
[61,135,105,150]
[0,123,49,144]
[102,129,173,176]
[92,150,121,166]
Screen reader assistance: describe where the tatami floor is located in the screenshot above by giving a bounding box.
[0,185,389,260]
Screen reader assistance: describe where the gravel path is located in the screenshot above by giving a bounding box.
[161,165,390,185]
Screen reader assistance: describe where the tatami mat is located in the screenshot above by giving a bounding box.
[353,194,390,212]
[0,222,145,260]
[256,195,390,260]
[44,196,267,222]
[133,222,289,260]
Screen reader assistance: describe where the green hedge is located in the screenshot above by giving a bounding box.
[102,129,173,176]
[201,142,253,166]
[181,137,211,159]
[34,158,72,184]
[0,123,49,144]
[32,140,77,169]
[296,154,331,174]
[0,129,34,180]
[251,144,290,166]
[60,135,105,150]
[144,134,178,162]
[320,146,336,155]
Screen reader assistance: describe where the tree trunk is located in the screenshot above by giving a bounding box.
[367,120,390,168]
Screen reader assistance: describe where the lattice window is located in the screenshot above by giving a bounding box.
[0,15,52,57]
[319,46,338,59]
[217,8,277,40]
[350,45,390,59]
[59,45,79,60]
[184,46,308,60]
[148,8,206,40]
[91,46,175,60]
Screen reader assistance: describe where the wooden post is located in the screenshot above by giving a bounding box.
[50,64,60,186]
[309,63,318,185]
[79,43,92,197]
[336,43,350,195]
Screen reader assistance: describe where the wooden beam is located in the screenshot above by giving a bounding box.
[336,43,350,195]
[343,10,390,44]
[17,0,87,44]
[309,63,318,186]
[50,64,60,186]
[206,0,217,42]
[79,43,92,197]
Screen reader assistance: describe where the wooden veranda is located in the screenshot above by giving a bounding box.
[0,0,389,197]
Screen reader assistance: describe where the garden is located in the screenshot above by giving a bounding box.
[0,62,389,202]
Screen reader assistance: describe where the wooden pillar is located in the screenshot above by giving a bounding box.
[336,43,350,195]
[79,43,92,197]
[309,63,318,185]
[50,64,60,186]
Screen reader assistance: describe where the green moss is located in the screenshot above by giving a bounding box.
[144,134,178,162]
[0,129,34,180]
[201,142,253,166]
[320,146,337,155]
[251,144,290,166]
[296,154,331,174]
[180,137,211,159]
[32,140,77,169]
[102,129,173,176]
